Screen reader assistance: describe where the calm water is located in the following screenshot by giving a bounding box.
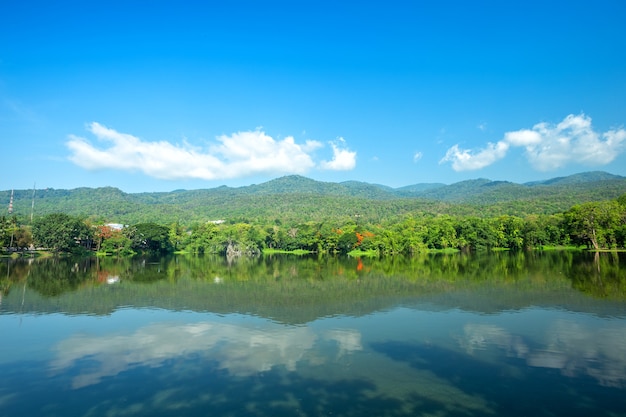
[1,252,625,417]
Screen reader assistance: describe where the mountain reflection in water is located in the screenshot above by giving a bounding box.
[1,251,625,417]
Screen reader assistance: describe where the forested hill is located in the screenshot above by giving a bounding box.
[2,171,625,225]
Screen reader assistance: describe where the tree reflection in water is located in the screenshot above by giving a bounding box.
[1,252,625,417]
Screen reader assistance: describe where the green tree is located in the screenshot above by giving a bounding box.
[0,216,17,249]
[425,215,457,249]
[14,225,33,250]
[125,223,173,254]
[100,229,133,255]
[186,222,221,254]
[222,223,262,255]
[371,229,402,255]
[564,201,623,249]
[337,229,358,253]
[495,215,524,250]
[168,221,186,251]
[319,223,340,253]
[455,217,498,251]
[264,225,282,250]
[32,213,92,253]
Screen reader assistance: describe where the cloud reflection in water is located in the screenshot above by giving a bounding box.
[50,320,362,389]
[461,320,626,388]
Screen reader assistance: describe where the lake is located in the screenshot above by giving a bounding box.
[1,251,625,416]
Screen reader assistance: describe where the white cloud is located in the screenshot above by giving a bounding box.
[440,141,510,171]
[413,152,423,162]
[441,114,626,172]
[66,123,356,180]
[526,114,626,171]
[319,138,357,170]
[503,129,542,146]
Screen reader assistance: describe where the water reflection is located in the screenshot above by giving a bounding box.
[51,317,363,389]
[2,251,626,321]
[1,252,626,416]
[461,319,626,388]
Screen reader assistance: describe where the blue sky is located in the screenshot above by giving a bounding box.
[2,0,626,193]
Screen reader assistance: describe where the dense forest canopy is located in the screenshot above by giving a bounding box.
[2,171,626,255]
[2,171,626,225]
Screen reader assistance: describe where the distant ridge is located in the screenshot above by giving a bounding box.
[2,171,625,224]
[395,182,446,195]
[524,171,624,186]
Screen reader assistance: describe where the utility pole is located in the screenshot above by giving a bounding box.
[8,190,15,250]
[31,183,36,223]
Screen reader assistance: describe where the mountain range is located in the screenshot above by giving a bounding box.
[2,171,625,224]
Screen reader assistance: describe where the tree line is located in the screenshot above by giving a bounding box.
[2,194,626,256]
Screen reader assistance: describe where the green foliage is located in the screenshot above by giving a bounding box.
[13,225,33,250]
[100,233,133,256]
[10,172,626,257]
[564,201,623,249]
[3,172,625,226]
[495,215,525,250]
[31,213,92,253]
[124,223,173,254]
[0,216,14,248]
[168,221,185,251]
